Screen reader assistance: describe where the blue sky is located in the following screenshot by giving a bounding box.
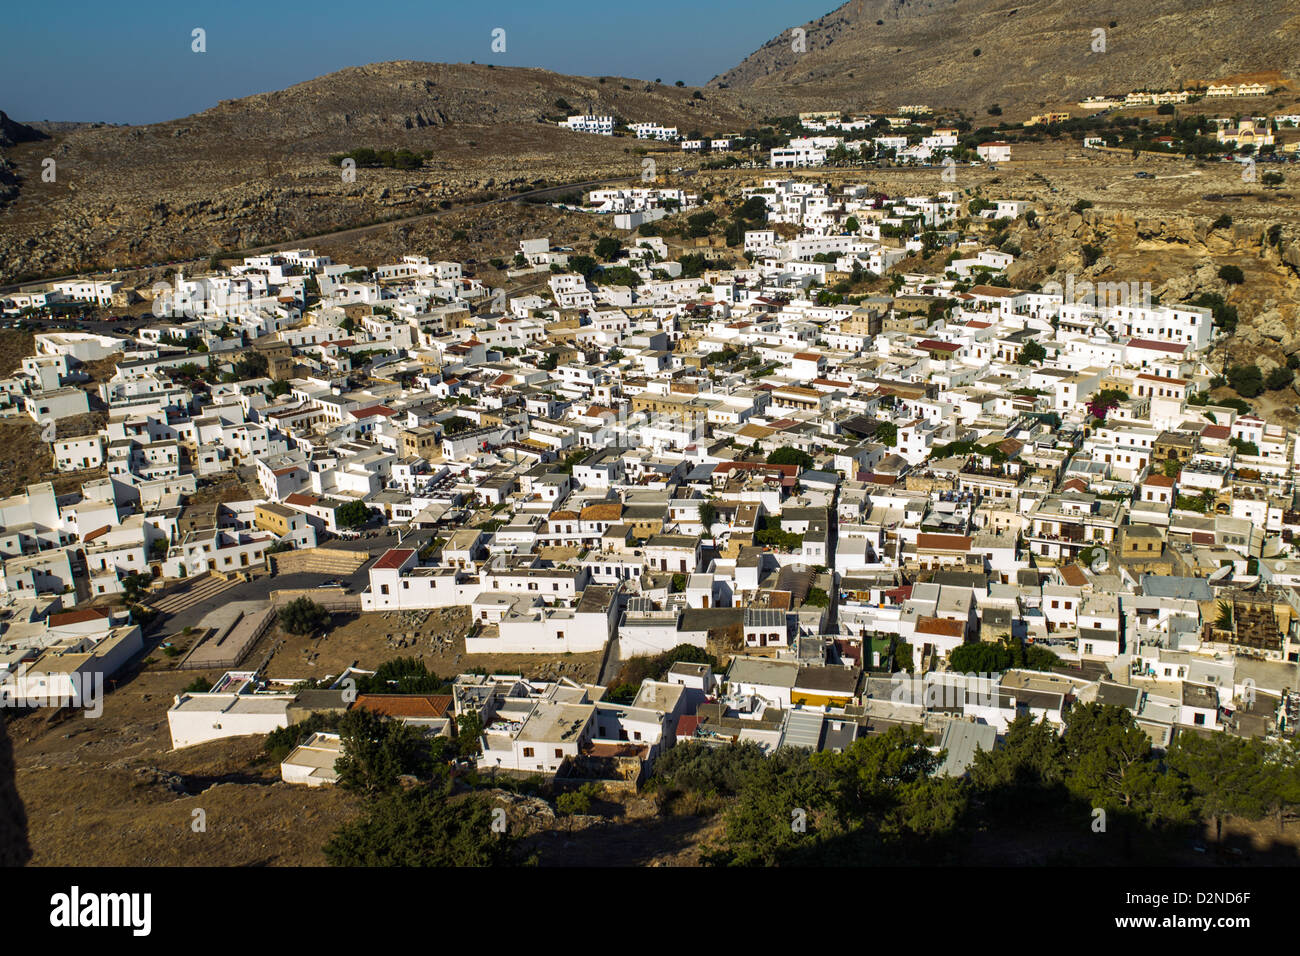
[4,0,834,125]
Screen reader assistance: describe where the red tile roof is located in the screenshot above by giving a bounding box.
[351,404,395,419]
[48,608,110,628]
[353,694,452,719]
[917,616,965,637]
[373,548,416,570]
[916,533,972,551]
[918,339,961,352]
[1127,338,1186,354]
[1060,564,1090,588]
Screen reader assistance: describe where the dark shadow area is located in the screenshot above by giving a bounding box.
[0,713,32,866]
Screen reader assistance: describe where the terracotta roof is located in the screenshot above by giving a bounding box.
[1144,474,1175,487]
[916,533,972,551]
[1201,424,1231,441]
[676,715,701,738]
[585,741,649,758]
[918,339,961,352]
[580,503,623,521]
[1137,373,1188,385]
[353,694,452,719]
[916,616,965,637]
[82,525,112,543]
[1060,564,1090,588]
[373,548,416,570]
[351,404,395,419]
[1127,338,1186,354]
[285,492,320,507]
[48,608,110,628]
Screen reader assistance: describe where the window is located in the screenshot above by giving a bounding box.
[523,747,534,758]
[554,749,563,758]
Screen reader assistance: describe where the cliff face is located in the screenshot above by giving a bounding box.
[0,714,31,867]
[712,0,1300,115]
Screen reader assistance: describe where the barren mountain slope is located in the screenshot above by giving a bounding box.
[0,62,775,281]
[712,0,1300,115]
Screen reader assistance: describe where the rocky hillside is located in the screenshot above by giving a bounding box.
[712,0,1300,116]
[0,62,770,280]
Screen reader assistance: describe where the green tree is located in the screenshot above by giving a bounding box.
[356,656,446,695]
[698,500,717,532]
[1266,366,1294,391]
[278,597,330,635]
[1227,364,1264,398]
[556,782,600,816]
[804,587,830,608]
[593,236,622,260]
[766,446,814,470]
[456,710,484,757]
[334,708,438,794]
[1218,264,1244,285]
[968,715,1064,808]
[336,500,373,530]
[323,785,524,866]
[1167,732,1273,842]
[1018,340,1047,365]
[1060,703,1185,824]
[567,255,599,279]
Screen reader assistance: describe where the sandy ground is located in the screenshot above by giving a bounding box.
[253,608,605,685]
[8,668,361,866]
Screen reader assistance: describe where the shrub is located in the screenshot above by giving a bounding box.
[1227,364,1264,398]
[279,597,330,635]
